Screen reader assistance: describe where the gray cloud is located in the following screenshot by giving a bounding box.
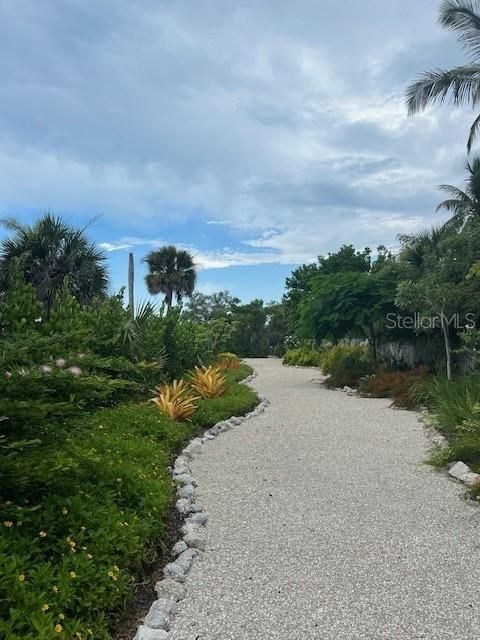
[0,0,474,265]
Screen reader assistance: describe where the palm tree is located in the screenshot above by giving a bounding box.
[144,245,196,309]
[436,156,480,225]
[406,0,480,152]
[398,226,448,279]
[0,213,108,311]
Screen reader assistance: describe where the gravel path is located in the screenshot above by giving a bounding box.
[171,358,480,640]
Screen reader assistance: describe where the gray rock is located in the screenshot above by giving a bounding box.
[221,421,234,431]
[163,561,186,582]
[154,578,187,601]
[431,434,448,449]
[184,528,207,551]
[449,461,472,481]
[182,439,203,458]
[173,456,190,470]
[187,511,208,526]
[175,498,191,515]
[177,484,196,499]
[189,501,204,513]
[164,548,199,581]
[229,416,242,425]
[172,540,188,556]
[133,625,170,640]
[204,433,216,440]
[143,598,176,630]
[207,426,219,436]
[172,466,189,476]
[173,473,195,487]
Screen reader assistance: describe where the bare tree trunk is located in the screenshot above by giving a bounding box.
[441,317,452,380]
[166,289,173,309]
[128,252,134,317]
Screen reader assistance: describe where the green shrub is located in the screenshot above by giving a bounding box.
[223,363,253,383]
[0,380,258,640]
[359,367,430,409]
[282,347,321,367]
[320,343,374,388]
[420,376,480,436]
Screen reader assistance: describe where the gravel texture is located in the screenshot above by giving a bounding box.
[170,358,480,640]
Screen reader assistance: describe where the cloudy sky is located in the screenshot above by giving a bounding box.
[0,0,473,301]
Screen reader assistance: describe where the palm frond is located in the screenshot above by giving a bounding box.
[436,198,472,214]
[406,66,480,114]
[440,0,480,60]
[438,183,471,200]
[0,216,24,232]
[468,111,480,150]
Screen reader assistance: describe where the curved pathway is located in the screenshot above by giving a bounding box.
[171,358,480,639]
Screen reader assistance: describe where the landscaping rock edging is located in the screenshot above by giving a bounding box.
[132,388,270,640]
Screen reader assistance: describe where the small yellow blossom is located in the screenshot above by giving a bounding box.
[55,624,63,633]
[39,531,47,538]
[3,521,13,527]
[18,574,25,582]
[87,553,93,559]
[58,613,65,620]
[69,571,77,578]
[52,586,58,592]
[41,604,49,611]
[62,508,68,515]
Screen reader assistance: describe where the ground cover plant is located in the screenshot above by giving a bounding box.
[0,367,257,640]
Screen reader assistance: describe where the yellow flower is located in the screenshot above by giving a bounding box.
[87,553,93,560]
[41,603,49,611]
[62,508,68,515]
[52,586,58,592]
[58,613,65,620]
[18,574,25,582]
[55,624,63,633]
[39,531,47,538]
[69,571,76,578]
[3,521,13,527]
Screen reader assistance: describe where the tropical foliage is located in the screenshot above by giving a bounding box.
[0,215,262,639]
[144,245,196,308]
[0,213,108,311]
[406,0,480,152]
[189,365,228,399]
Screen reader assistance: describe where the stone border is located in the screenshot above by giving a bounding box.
[132,385,270,640]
